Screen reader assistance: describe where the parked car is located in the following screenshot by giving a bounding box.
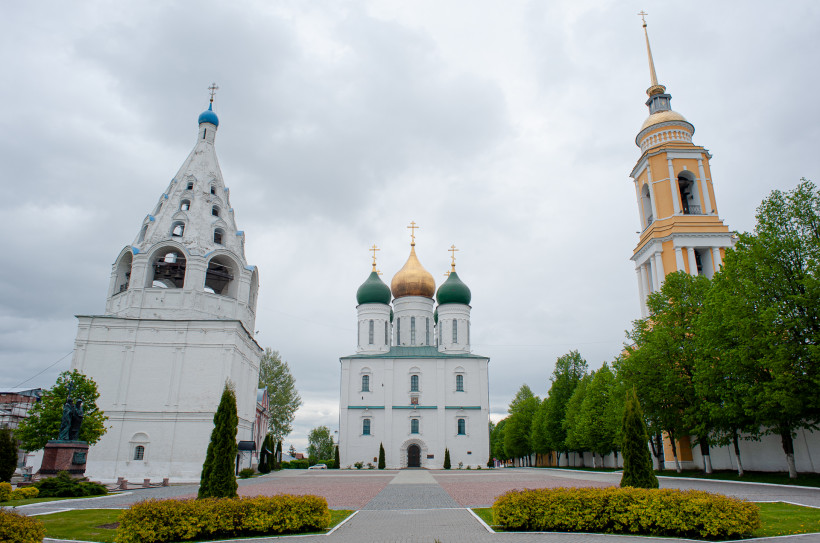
[308,463,327,470]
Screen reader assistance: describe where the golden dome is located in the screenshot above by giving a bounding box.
[639,109,690,132]
[391,245,435,299]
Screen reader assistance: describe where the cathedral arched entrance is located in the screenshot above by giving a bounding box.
[407,444,420,467]
[399,438,427,468]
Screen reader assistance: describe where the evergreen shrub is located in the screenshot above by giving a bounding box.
[116,494,331,543]
[443,448,451,470]
[492,487,760,539]
[333,445,339,470]
[0,509,44,543]
[34,471,107,498]
[238,468,255,479]
[11,487,39,500]
[0,482,11,502]
[378,443,385,469]
[198,382,238,499]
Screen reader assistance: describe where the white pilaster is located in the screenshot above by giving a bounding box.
[668,157,681,214]
[647,165,659,219]
[653,252,665,289]
[674,247,685,271]
[712,247,723,272]
[697,159,712,214]
[687,247,698,276]
[637,267,648,317]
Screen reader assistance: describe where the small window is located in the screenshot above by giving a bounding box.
[213,228,224,245]
[411,317,416,345]
[212,205,220,217]
[456,374,464,392]
[210,185,216,195]
[457,418,466,435]
[171,222,185,237]
[452,319,458,343]
[186,182,194,190]
[397,318,401,345]
[368,320,374,345]
[426,318,430,345]
[384,321,388,345]
[410,374,419,392]
[138,224,148,243]
[410,419,419,434]
[134,445,145,460]
[362,375,370,392]
[180,200,191,211]
[362,419,371,436]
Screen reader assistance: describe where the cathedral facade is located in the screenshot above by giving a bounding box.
[70,99,262,482]
[339,234,490,469]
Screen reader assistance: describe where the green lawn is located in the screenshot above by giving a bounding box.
[473,502,820,539]
[0,496,77,507]
[36,508,354,542]
[658,470,820,488]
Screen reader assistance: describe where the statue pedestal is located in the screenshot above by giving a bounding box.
[40,440,89,477]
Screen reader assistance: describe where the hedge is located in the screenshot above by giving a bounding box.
[0,483,39,502]
[116,494,331,543]
[281,459,309,469]
[492,487,760,540]
[0,509,45,543]
[34,471,107,497]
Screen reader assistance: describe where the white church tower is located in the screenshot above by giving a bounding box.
[339,225,490,469]
[70,90,262,482]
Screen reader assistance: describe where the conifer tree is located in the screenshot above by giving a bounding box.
[334,444,340,470]
[198,382,238,499]
[378,442,385,469]
[443,448,451,469]
[0,427,17,482]
[620,388,658,489]
[275,441,282,470]
[258,434,272,474]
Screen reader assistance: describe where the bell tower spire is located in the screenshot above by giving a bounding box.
[628,16,734,317]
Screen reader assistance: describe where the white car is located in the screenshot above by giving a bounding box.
[308,463,327,470]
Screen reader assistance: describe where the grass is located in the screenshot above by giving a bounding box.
[0,496,77,507]
[34,508,355,542]
[657,469,820,488]
[473,502,820,539]
[535,466,622,473]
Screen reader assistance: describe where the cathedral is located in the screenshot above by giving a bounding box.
[338,229,490,469]
[69,97,263,482]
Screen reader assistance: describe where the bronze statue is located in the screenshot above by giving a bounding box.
[58,398,73,441]
[69,399,84,441]
[57,382,85,442]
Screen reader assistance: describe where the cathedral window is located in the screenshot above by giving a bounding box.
[212,205,220,217]
[204,256,236,297]
[457,418,466,435]
[362,375,370,392]
[368,320,374,344]
[410,374,419,392]
[410,317,416,345]
[171,222,185,237]
[452,319,458,343]
[456,374,464,392]
[186,182,194,190]
[410,419,419,434]
[138,224,148,243]
[151,249,186,288]
[210,185,216,195]
[384,321,388,345]
[396,319,401,345]
[362,419,371,436]
[180,200,191,211]
[426,318,429,345]
[134,445,145,460]
[213,228,224,245]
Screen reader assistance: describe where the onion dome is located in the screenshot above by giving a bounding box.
[356,271,391,305]
[639,109,690,132]
[198,102,219,127]
[433,308,438,324]
[436,270,471,305]
[391,244,435,299]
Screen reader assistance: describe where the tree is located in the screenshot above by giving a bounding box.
[306,426,334,461]
[443,447,451,469]
[258,434,272,474]
[619,271,712,472]
[491,418,508,463]
[529,399,551,465]
[15,370,107,451]
[258,349,302,443]
[0,427,17,482]
[334,445,340,470]
[620,388,658,489]
[288,444,296,458]
[563,374,591,466]
[543,351,588,465]
[575,364,619,467]
[198,382,238,499]
[503,385,539,464]
[378,443,385,469]
[697,180,820,478]
[275,441,283,470]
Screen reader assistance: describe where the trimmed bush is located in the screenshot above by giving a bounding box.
[11,487,40,500]
[34,471,107,498]
[116,494,331,543]
[282,459,309,469]
[0,509,44,543]
[238,468,255,479]
[0,481,11,502]
[493,487,760,540]
[443,448,451,469]
[378,443,385,469]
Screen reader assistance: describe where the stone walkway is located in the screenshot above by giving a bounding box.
[20,468,820,543]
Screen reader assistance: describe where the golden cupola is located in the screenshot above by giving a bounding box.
[391,222,435,299]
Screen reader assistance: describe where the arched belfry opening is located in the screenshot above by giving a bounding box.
[641,184,653,227]
[677,172,700,215]
[150,248,187,288]
[113,250,133,296]
[204,255,237,298]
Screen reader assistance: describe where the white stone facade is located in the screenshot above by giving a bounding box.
[70,104,262,483]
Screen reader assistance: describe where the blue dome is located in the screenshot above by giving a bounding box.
[198,103,219,127]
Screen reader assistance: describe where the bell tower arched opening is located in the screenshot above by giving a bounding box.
[150,248,187,289]
[204,255,237,298]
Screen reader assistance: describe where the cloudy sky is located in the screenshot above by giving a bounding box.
[2,1,819,452]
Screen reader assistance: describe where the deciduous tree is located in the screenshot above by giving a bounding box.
[543,351,588,465]
[0,427,17,482]
[503,385,539,464]
[258,349,302,443]
[306,426,334,461]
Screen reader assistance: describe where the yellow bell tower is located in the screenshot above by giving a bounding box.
[630,14,734,317]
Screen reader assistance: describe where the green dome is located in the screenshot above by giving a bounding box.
[357,271,391,305]
[436,271,471,305]
[433,308,438,324]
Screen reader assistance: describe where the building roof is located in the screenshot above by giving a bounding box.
[341,346,487,360]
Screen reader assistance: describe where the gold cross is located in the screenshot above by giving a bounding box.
[638,10,648,26]
[208,83,219,103]
[370,244,380,271]
[407,221,419,245]
[448,244,459,271]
